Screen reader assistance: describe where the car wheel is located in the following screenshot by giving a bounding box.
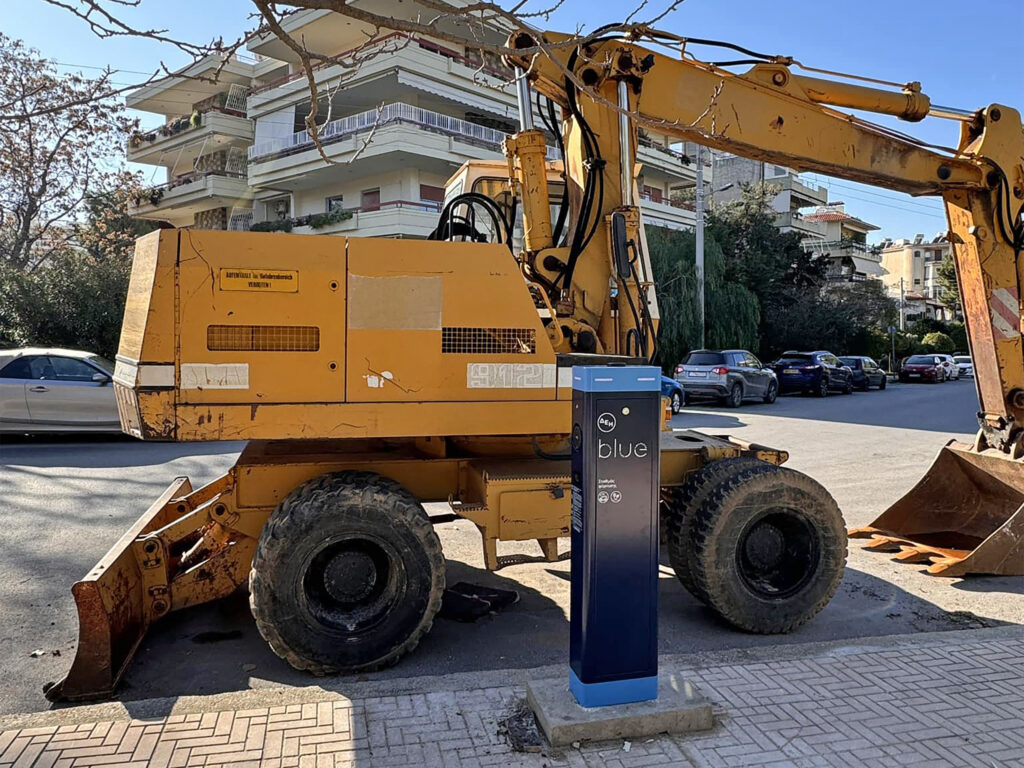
[763,381,778,404]
[725,382,743,408]
[843,379,853,394]
[671,391,683,414]
[879,377,887,391]
[816,377,829,397]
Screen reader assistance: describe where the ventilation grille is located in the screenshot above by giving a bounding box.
[442,327,535,355]
[207,325,320,352]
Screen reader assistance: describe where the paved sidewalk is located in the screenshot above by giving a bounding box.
[1,627,1021,768]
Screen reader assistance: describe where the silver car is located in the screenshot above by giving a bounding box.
[674,349,778,408]
[0,348,121,433]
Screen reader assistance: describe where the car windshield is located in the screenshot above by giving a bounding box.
[88,355,115,373]
[954,356,972,363]
[838,358,860,368]
[683,352,725,366]
[776,354,813,365]
[906,355,937,365]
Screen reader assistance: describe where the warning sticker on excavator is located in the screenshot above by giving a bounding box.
[219,268,298,292]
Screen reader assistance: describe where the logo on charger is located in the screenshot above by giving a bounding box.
[597,412,617,432]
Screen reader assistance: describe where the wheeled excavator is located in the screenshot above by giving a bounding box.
[46,23,1023,702]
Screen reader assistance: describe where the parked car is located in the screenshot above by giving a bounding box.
[899,354,950,383]
[954,355,974,377]
[674,349,778,408]
[772,351,853,396]
[661,375,685,413]
[935,353,960,380]
[0,348,120,433]
[838,356,887,391]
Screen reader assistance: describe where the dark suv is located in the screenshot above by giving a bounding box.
[772,351,853,396]
[838,356,887,391]
[675,349,779,407]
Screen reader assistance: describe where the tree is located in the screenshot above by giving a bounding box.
[0,181,155,358]
[0,34,134,271]
[647,225,760,371]
[921,331,955,353]
[936,251,961,315]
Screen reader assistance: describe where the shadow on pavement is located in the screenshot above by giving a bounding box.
[52,555,1010,719]
[949,576,1024,595]
[1,437,245,469]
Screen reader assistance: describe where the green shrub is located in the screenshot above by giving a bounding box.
[920,331,955,353]
[250,219,293,233]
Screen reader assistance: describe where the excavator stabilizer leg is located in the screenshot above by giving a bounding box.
[850,440,1024,576]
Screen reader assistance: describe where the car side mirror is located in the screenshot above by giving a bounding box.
[92,372,111,384]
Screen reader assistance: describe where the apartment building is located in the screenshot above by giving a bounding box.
[801,202,882,281]
[712,155,829,239]
[125,3,702,238]
[878,234,954,321]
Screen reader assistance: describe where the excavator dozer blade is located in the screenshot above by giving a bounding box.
[850,441,1024,577]
[44,477,194,703]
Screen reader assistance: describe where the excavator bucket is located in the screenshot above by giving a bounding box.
[850,440,1024,577]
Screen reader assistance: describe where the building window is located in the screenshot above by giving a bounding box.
[914,279,922,285]
[642,185,663,203]
[264,195,290,221]
[419,184,444,211]
[326,195,344,213]
[361,188,380,211]
[914,250,921,258]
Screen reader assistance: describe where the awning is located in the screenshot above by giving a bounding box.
[851,256,885,276]
[397,71,516,120]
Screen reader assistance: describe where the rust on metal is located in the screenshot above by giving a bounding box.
[850,440,1024,577]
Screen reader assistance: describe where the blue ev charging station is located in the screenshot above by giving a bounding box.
[570,365,661,707]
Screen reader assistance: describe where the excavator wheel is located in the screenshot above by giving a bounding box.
[662,457,765,600]
[691,464,846,633]
[249,471,445,675]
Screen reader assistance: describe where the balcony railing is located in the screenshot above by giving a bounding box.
[249,34,510,96]
[639,192,696,212]
[134,170,247,207]
[128,107,247,149]
[251,199,443,232]
[248,102,558,162]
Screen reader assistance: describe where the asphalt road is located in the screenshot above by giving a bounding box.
[1,377,1021,717]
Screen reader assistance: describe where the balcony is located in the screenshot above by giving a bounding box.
[769,174,828,208]
[251,200,442,239]
[126,54,254,116]
[638,193,697,230]
[777,210,828,239]
[247,103,557,189]
[129,171,253,227]
[812,240,885,279]
[637,138,700,182]
[127,109,254,168]
[247,35,516,120]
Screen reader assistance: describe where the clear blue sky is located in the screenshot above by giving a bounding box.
[7,0,1023,242]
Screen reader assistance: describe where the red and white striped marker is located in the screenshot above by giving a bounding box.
[989,286,1020,340]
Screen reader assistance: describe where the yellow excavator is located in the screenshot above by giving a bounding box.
[46,23,1022,702]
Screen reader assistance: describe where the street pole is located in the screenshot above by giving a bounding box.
[899,277,906,331]
[695,144,705,349]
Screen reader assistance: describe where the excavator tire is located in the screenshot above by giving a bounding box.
[249,471,445,675]
[691,465,846,633]
[662,457,765,600]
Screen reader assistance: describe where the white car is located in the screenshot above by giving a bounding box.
[954,355,974,377]
[934,354,960,381]
[0,347,121,433]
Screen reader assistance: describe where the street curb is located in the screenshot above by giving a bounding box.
[1,625,1019,732]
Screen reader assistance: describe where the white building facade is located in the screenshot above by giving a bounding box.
[126,5,702,238]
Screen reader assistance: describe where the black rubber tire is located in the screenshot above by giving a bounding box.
[670,391,683,414]
[249,471,445,675]
[725,382,743,408]
[843,380,853,395]
[663,457,766,600]
[690,464,846,634]
[763,381,778,404]
[816,377,829,397]
[880,378,887,391]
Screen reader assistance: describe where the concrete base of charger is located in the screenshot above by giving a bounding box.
[526,672,713,746]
